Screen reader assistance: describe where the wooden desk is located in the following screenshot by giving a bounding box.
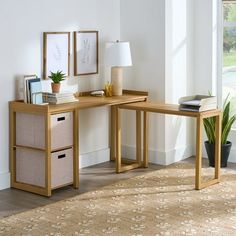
[9,90,148,196]
[117,102,222,190]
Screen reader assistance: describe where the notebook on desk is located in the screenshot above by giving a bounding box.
[179,95,217,112]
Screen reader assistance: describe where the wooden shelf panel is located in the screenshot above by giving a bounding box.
[12,182,49,197]
[9,90,148,115]
[51,146,73,153]
[14,145,45,152]
[119,101,221,118]
[14,145,73,153]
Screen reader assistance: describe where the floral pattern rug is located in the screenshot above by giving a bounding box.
[1,163,236,236]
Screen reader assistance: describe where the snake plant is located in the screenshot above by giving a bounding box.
[204,94,236,145]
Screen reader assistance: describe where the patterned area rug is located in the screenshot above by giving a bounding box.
[1,163,236,236]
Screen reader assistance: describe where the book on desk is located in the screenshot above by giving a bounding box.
[42,92,78,104]
[179,95,217,112]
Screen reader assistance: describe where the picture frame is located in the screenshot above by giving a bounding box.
[74,31,98,76]
[43,32,70,79]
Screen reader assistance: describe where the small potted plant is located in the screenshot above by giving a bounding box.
[48,70,66,93]
[204,95,236,167]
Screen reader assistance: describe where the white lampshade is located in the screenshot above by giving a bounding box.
[105,41,132,67]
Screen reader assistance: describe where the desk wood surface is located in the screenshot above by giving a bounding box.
[119,101,221,118]
[9,91,148,115]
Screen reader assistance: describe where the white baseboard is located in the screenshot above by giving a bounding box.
[163,145,194,165]
[79,148,110,169]
[122,145,194,166]
[228,148,236,163]
[0,171,10,190]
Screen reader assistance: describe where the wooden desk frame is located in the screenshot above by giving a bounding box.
[113,109,149,173]
[9,90,148,196]
[117,102,222,190]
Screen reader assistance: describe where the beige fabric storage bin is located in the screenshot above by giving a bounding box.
[16,112,73,150]
[16,148,45,187]
[16,148,73,188]
[51,148,73,188]
[16,113,45,149]
[51,112,73,150]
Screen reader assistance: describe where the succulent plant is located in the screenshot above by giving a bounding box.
[48,70,66,83]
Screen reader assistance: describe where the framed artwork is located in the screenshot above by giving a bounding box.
[43,32,70,79]
[74,31,98,76]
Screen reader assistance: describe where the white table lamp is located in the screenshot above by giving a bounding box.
[105,41,132,96]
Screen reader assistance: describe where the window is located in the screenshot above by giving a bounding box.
[223,2,236,109]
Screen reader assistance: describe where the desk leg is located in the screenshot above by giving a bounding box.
[215,114,222,180]
[110,106,116,161]
[136,111,142,166]
[143,111,149,168]
[45,113,52,197]
[9,110,16,187]
[195,116,203,190]
[115,108,148,173]
[73,109,79,189]
[115,106,121,173]
[195,114,221,190]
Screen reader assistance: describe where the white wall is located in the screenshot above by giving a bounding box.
[194,0,215,94]
[0,0,120,190]
[120,0,166,101]
[164,0,195,163]
[120,0,195,165]
[120,0,166,163]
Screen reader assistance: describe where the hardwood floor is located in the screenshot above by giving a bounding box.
[0,157,235,219]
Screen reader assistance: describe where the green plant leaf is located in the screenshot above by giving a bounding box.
[223,93,230,109]
[222,115,236,144]
[49,70,66,83]
[204,121,213,143]
[203,118,215,144]
[208,116,216,131]
[222,101,230,132]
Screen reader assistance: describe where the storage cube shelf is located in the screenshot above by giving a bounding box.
[16,113,45,149]
[13,110,75,196]
[9,91,149,196]
[16,148,45,187]
[16,112,73,150]
[16,148,73,189]
[51,113,73,150]
[51,148,73,188]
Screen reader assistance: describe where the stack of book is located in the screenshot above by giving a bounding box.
[43,92,78,104]
[179,95,217,112]
[21,75,43,104]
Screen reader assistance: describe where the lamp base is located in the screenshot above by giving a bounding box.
[111,67,123,96]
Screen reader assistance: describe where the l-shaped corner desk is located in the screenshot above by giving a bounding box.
[9,90,222,196]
